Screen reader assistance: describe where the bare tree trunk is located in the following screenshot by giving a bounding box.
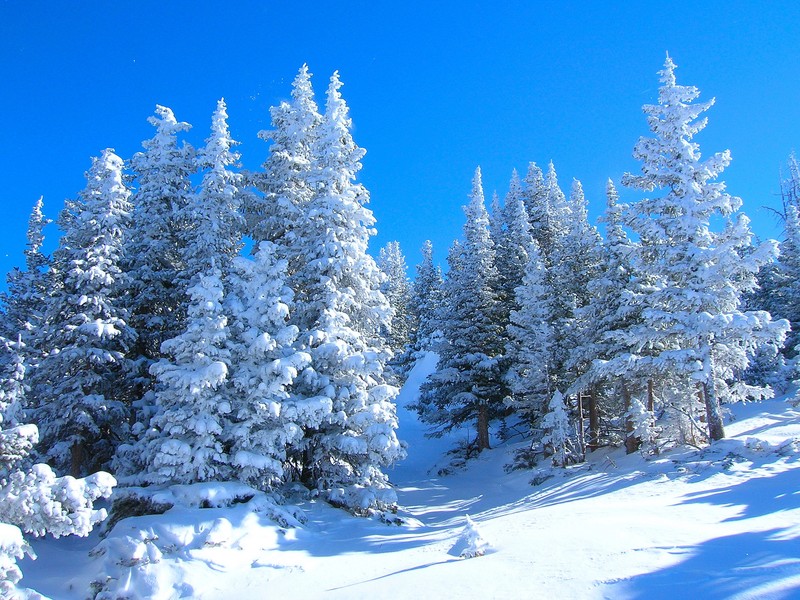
[703,348,725,441]
[623,382,639,454]
[70,440,84,478]
[647,380,654,412]
[588,386,599,451]
[576,393,586,459]
[477,402,491,451]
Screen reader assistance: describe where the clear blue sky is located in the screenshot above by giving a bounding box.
[1,1,799,282]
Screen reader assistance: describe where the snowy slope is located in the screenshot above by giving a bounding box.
[19,353,800,599]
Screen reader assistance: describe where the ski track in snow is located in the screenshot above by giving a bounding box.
[19,353,800,599]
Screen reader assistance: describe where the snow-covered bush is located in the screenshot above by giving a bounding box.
[0,523,32,595]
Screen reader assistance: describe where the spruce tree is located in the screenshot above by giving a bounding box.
[409,240,444,357]
[493,170,532,327]
[125,106,195,366]
[378,241,415,366]
[184,98,246,283]
[141,266,231,484]
[420,168,505,452]
[621,55,788,441]
[30,149,135,476]
[0,198,51,344]
[225,242,312,489]
[283,71,403,509]
[248,64,321,258]
[505,239,554,429]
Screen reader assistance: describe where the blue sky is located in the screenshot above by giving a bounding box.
[1,1,799,282]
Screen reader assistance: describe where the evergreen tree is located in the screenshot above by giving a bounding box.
[29,150,135,476]
[620,55,788,441]
[522,162,548,249]
[541,390,575,467]
[493,170,532,325]
[184,98,246,283]
[420,168,505,452]
[284,71,403,509]
[0,337,27,433]
[248,64,321,258]
[125,105,195,363]
[225,242,312,489]
[409,240,444,357]
[505,239,554,429]
[141,266,231,484]
[0,198,51,345]
[568,180,638,450]
[378,241,415,363]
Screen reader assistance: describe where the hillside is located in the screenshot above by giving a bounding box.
[18,353,800,599]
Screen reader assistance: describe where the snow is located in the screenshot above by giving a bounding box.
[17,353,800,599]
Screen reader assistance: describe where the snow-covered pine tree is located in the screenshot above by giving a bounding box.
[283,71,403,510]
[493,170,532,332]
[225,241,312,489]
[568,180,639,450]
[549,180,603,452]
[522,162,548,251]
[125,105,195,365]
[140,266,231,484]
[541,390,576,467]
[248,64,321,258]
[420,168,505,452]
[378,242,416,381]
[29,150,135,477]
[505,238,554,432]
[621,55,788,441]
[0,198,51,347]
[409,240,444,358]
[183,98,246,284]
[378,241,415,365]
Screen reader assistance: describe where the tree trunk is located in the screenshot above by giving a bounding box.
[647,380,655,412]
[576,393,586,459]
[70,440,84,478]
[588,386,599,451]
[622,382,639,454]
[476,402,491,451]
[702,342,725,442]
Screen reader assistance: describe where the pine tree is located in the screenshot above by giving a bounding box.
[541,390,575,467]
[568,180,638,450]
[420,168,505,452]
[505,239,554,429]
[0,199,52,387]
[248,64,321,257]
[29,150,135,476]
[621,55,788,441]
[283,71,403,509]
[125,105,195,363]
[225,242,312,489]
[0,198,51,344]
[493,170,532,327]
[409,240,444,357]
[522,162,548,249]
[378,241,415,365]
[184,98,245,284]
[141,266,231,484]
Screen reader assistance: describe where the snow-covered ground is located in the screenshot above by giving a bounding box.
[18,353,800,599]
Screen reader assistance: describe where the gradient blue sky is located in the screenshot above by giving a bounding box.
[1,1,799,283]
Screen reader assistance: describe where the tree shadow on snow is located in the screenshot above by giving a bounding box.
[677,460,800,522]
[608,528,800,600]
